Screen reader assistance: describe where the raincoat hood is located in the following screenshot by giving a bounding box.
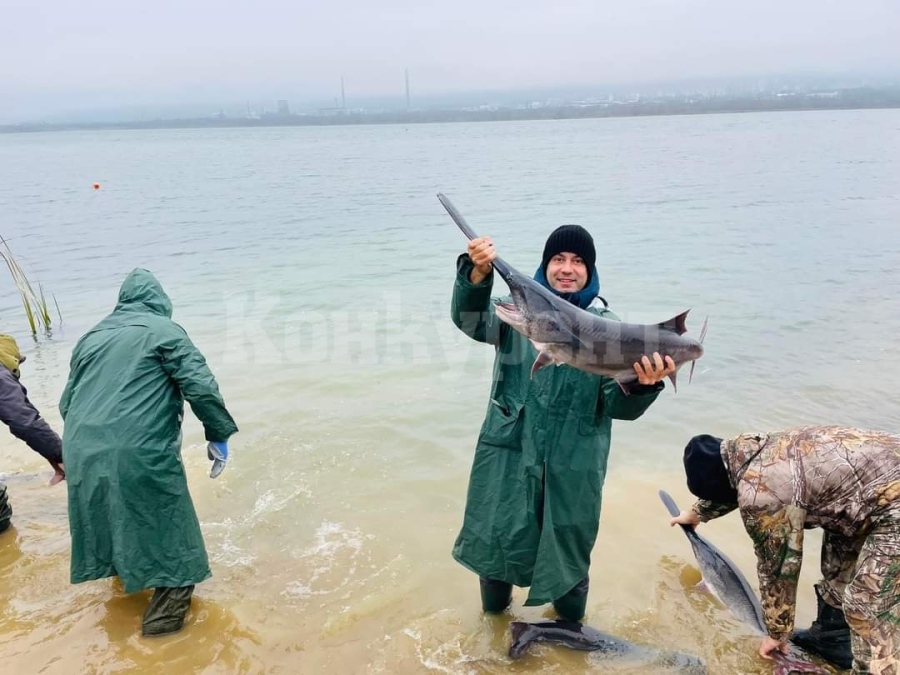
[114,268,173,318]
[0,334,24,379]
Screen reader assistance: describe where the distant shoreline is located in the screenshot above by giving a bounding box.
[3,89,900,134]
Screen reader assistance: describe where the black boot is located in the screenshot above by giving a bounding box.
[479,577,512,613]
[142,585,195,637]
[0,483,12,534]
[791,584,852,670]
[552,576,589,622]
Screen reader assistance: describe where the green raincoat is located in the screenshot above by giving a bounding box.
[60,269,238,593]
[450,255,663,606]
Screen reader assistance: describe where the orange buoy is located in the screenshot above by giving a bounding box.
[93,182,101,190]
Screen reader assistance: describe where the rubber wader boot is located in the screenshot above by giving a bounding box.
[791,584,853,670]
[552,576,589,622]
[480,577,512,613]
[0,483,12,534]
[142,585,195,637]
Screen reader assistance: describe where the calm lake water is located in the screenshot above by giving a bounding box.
[1,109,898,674]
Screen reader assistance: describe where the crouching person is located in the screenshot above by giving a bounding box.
[670,426,899,674]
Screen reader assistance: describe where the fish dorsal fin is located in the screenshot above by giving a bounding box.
[658,310,690,336]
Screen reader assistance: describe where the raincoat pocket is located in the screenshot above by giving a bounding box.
[578,410,598,436]
[479,399,524,449]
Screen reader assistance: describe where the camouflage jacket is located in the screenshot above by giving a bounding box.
[692,425,900,641]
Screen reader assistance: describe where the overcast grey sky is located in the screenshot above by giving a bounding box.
[2,0,898,121]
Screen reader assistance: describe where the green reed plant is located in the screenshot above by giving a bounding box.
[1,235,58,337]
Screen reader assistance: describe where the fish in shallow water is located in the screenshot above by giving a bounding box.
[659,489,829,675]
[508,619,707,672]
[437,193,706,390]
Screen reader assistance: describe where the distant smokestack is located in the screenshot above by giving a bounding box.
[405,68,410,109]
[341,76,346,109]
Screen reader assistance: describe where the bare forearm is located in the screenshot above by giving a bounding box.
[469,267,490,285]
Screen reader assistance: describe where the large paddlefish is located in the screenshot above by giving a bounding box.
[438,193,706,390]
[508,619,706,672]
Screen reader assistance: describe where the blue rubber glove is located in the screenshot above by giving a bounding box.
[207,441,228,479]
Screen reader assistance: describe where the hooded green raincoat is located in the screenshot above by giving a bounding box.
[60,269,238,593]
[450,255,663,606]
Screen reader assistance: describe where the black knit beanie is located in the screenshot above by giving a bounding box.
[541,225,596,277]
[683,434,737,504]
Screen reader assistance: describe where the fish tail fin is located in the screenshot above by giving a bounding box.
[658,309,690,336]
[688,317,708,386]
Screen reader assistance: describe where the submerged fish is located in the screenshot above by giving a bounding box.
[659,490,829,675]
[508,620,706,672]
[438,193,706,390]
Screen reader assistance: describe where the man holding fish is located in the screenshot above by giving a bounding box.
[670,426,900,674]
[449,219,678,621]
